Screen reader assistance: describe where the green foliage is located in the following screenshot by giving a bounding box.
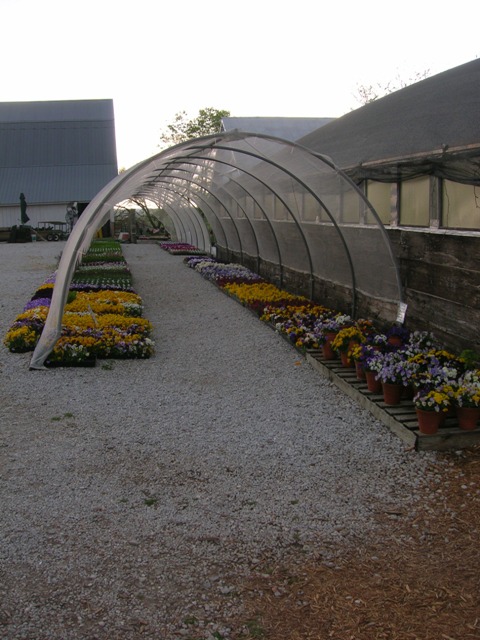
[460,349,480,369]
[50,413,74,422]
[81,240,125,264]
[144,496,158,507]
[159,107,230,147]
[115,197,169,235]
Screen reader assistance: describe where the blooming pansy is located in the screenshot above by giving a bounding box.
[3,240,155,364]
[414,389,451,412]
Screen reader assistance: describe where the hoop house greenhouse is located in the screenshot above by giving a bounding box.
[30,132,403,369]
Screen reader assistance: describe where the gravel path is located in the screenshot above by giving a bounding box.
[0,241,439,639]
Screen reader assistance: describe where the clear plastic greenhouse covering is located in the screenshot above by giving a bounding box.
[30,132,404,369]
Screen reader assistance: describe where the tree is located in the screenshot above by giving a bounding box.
[354,69,430,106]
[115,197,168,235]
[159,107,230,147]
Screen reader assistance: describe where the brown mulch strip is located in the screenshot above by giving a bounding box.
[235,446,480,639]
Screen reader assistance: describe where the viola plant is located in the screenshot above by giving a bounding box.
[385,325,410,344]
[46,337,96,365]
[374,351,416,386]
[3,239,155,366]
[260,304,335,350]
[365,332,387,349]
[361,347,386,374]
[314,314,353,340]
[24,297,51,310]
[81,242,125,264]
[331,326,365,353]
[408,350,463,391]
[356,318,377,337]
[223,282,308,312]
[184,256,217,268]
[414,389,451,413]
[453,371,480,408]
[65,291,144,317]
[70,261,133,291]
[187,258,264,285]
[159,242,207,255]
[406,330,440,353]
[277,309,326,350]
[3,325,39,352]
[3,306,49,351]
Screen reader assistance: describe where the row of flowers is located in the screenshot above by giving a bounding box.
[184,253,480,430]
[3,240,155,365]
[69,258,133,291]
[158,242,208,256]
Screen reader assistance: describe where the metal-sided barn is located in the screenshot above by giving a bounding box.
[0,99,118,230]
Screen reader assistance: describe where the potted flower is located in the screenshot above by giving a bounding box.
[385,325,410,347]
[350,343,366,379]
[408,351,461,396]
[414,389,451,435]
[453,371,480,430]
[406,330,440,353]
[316,314,352,360]
[360,346,384,393]
[331,326,365,367]
[375,351,415,405]
[367,332,388,350]
[356,318,377,338]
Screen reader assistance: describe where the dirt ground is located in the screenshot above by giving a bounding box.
[235,445,480,640]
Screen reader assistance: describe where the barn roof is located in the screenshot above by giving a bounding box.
[0,99,118,204]
[298,58,480,185]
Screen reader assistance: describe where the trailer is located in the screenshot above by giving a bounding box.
[36,221,69,241]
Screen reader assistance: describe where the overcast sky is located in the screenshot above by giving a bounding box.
[1,0,478,169]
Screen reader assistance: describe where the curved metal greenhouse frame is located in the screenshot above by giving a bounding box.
[30,131,403,369]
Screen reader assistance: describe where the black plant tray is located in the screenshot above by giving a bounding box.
[44,358,96,368]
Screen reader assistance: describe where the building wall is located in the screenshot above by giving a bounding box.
[0,99,118,233]
[387,229,480,355]
[0,203,68,228]
[365,177,480,231]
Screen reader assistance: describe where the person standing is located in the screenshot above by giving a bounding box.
[20,193,29,224]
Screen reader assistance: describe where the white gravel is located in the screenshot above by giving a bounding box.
[0,241,440,639]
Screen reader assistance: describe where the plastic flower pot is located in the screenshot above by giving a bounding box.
[455,406,480,431]
[416,408,443,435]
[355,360,366,380]
[340,351,354,368]
[322,333,337,360]
[382,382,404,405]
[365,370,382,393]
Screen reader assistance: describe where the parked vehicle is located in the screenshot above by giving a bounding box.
[36,221,69,241]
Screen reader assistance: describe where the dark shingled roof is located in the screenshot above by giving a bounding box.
[297,58,480,185]
[222,117,334,142]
